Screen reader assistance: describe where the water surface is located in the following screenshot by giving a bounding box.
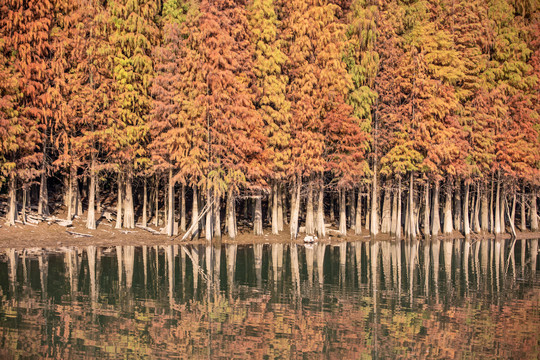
[0,238,539,359]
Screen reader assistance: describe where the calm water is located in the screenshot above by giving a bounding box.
[0,239,538,359]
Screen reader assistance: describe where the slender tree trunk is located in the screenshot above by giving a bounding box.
[365,189,370,230]
[290,175,301,239]
[180,183,186,232]
[254,191,263,235]
[423,181,430,237]
[454,181,462,232]
[330,192,335,223]
[355,187,363,235]
[531,190,538,231]
[142,177,148,227]
[473,183,481,233]
[306,180,315,235]
[192,185,200,238]
[153,175,159,227]
[278,183,284,230]
[205,189,212,241]
[409,172,416,238]
[123,171,135,229]
[432,180,441,236]
[76,178,82,217]
[481,183,488,232]
[87,157,97,230]
[214,194,221,237]
[390,184,397,236]
[226,187,236,239]
[495,175,501,234]
[38,158,49,216]
[116,173,123,229]
[272,181,279,234]
[349,188,356,229]
[521,191,527,231]
[443,181,453,234]
[6,174,16,226]
[21,186,27,224]
[339,187,347,236]
[463,183,470,238]
[316,176,325,238]
[510,192,516,228]
[371,165,379,236]
[167,168,175,237]
[396,177,402,239]
[500,182,505,234]
[489,177,494,233]
[67,166,76,221]
[381,181,391,233]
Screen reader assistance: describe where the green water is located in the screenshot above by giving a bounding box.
[0,239,538,359]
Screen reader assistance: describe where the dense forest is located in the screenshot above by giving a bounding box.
[0,0,538,239]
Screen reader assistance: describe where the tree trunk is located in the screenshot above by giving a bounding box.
[21,186,27,224]
[67,167,76,221]
[192,185,200,238]
[396,177,402,239]
[339,187,347,236]
[272,181,279,235]
[180,183,186,232]
[87,157,96,230]
[167,168,175,237]
[370,165,379,236]
[278,183,284,230]
[432,180,441,236]
[390,184,397,236]
[443,181,453,234]
[349,189,356,229]
[76,178,83,216]
[316,176,325,238]
[463,183,470,238]
[214,194,221,237]
[521,191,527,231]
[355,187,363,235]
[409,172,416,238]
[454,181,462,232]
[290,175,301,239]
[473,183,481,233]
[153,175,159,227]
[329,192,335,223]
[123,171,135,229]
[381,181,391,233]
[494,176,501,234]
[365,189,370,230]
[205,189,213,241]
[531,190,538,231]
[116,173,123,229]
[96,177,101,217]
[38,158,49,216]
[423,181,430,237]
[6,174,16,226]
[500,183,505,234]
[481,183,488,232]
[226,187,236,239]
[510,192,516,228]
[489,177,494,233]
[254,191,263,235]
[305,180,315,234]
[142,177,148,227]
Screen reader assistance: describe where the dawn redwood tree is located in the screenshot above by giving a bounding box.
[249,0,291,235]
[108,0,159,228]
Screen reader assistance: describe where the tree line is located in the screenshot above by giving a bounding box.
[0,0,538,239]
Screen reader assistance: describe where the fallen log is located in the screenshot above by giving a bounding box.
[66,230,93,237]
[136,224,161,235]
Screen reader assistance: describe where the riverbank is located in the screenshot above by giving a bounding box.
[1,215,539,250]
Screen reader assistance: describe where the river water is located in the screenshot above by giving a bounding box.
[0,238,538,359]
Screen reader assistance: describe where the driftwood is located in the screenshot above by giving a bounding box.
[121,230,138,234]
[66,230,93,237]
[136,224,161,235]
[179,200,214,241]
[15,219,37,227]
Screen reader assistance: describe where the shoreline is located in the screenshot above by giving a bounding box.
[0,217,538,250]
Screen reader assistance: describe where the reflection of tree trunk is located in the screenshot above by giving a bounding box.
[8,249,17,293]
[116,246,123,287]
[316,244,325,287]
[254,244,263,287]
[87,246,97,303]
[142,245,148,288]
[305,244,314,286]
[531,239,538,277]
[254,191,263,235]
[291,244,300,295]
[166,245,174,307]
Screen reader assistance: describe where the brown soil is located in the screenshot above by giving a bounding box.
[0,214,538,250]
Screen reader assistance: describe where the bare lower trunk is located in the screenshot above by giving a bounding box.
[96,177,102,216]
[390,185,397,236]
[87,158,96,230]
[511,192,516,227]
[409,172,416,238]
[254,191,263,235]
[272,181,279,235]
[306,181,315,235]
[381,181,391,233]
[443,181,453,234]
[349,189,356,229]
[494,176,501,234]
[365,190,370,230]
[432,180,441,236]
[167,169,175,237]
[339,187,347,236]
[396,177,402,239]
[454,182,462,232]
[316,176,325,238]
[290,175,301,239]
[473,183,481,233]
[355,188,362,235]
[371,166,379,236]
[6,174,16,226]
[180,183,186,232]
[192,185,200,238]
[277,183,284,230]
[329,192,335,223]
[68,166,76,221]
[142,177,148,227]
[205,189,212,241]
[489,177,494,233]
[123,172,135,229]
[531,190,538,231]
[481,183,488,232]
[38,160,49,216]
[214,194,221,237]
[153,175,159,227]
[423,181,430,237]
[21,186,27,224]
[226,187,236,239]
[500,183,505,234]
[463,183,470,237]
[115,173,123,229]
[520,192,527,231]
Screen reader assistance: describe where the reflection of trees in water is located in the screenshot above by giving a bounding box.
[0,239,538,358]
